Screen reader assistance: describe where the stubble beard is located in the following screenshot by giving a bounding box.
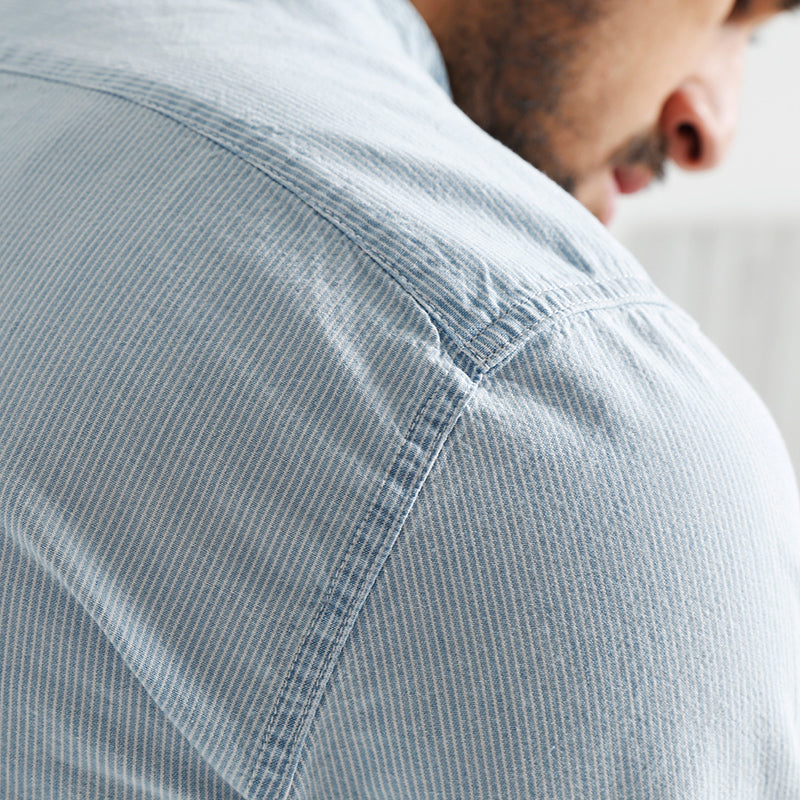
[437,0,668,196]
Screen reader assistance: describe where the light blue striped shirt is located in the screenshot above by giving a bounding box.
[2,1,799,798]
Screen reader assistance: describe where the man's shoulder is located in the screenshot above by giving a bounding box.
[1,0,671,374]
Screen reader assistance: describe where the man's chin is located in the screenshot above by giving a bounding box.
[575,172,619,227]
[575,166,655,227]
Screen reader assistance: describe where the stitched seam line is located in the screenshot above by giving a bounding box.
[243,358,477,799]
[481,292,682,372]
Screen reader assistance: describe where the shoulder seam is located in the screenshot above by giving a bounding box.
[0,51,672,378]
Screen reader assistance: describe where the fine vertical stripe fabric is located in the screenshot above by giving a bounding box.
[623,220,800,474]
[1,1,799,799]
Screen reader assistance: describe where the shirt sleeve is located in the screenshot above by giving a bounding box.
[294,301,800,799]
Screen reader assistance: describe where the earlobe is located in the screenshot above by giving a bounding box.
[676,122,704,163]
[659,85,727,170]
[659,30,745,173]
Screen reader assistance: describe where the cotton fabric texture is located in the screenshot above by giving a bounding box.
[1,0,799,798]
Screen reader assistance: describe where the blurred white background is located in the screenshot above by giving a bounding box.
[613,13,800,232]
[612,12,800,473]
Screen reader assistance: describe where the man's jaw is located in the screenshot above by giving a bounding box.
[535,129,667,226]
